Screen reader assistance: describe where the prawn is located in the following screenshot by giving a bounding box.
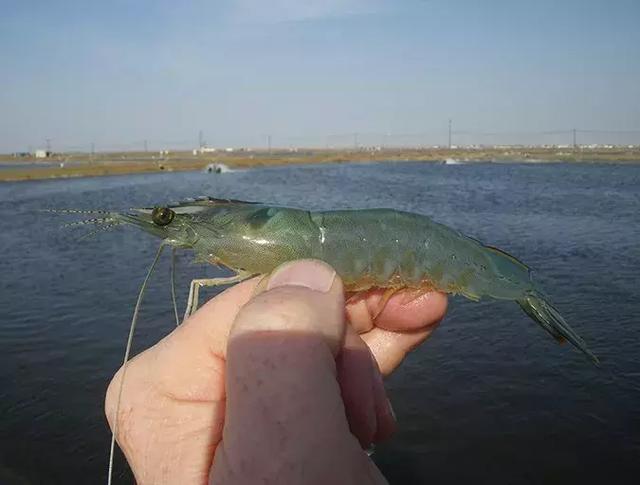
[61,196,598,483]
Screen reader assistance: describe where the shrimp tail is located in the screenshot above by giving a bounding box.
[517,290,599,366]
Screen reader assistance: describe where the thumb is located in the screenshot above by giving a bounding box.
[232,258,345,355]
[211,260,384,484]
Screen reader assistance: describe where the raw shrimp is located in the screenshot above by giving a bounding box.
[91,197,595,361]
[61,196,598,483]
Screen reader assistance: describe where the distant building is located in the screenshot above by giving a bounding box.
[194,147,217,155]
[34,150,50,158]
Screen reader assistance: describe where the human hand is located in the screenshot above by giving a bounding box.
[105,260,447,484]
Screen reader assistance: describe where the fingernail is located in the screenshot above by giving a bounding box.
[267,260,336,293]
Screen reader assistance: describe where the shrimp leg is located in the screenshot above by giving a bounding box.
[170,247,180,327]
[183,271,254,321]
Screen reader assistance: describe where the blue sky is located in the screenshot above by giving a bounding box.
[1,0,639,152]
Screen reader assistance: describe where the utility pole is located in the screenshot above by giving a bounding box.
[572,128,577,149]
[448,119,452,149]
[198,130,204,149]
[45,138,51,153]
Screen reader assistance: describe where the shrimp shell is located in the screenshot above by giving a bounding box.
[81,197,597,364]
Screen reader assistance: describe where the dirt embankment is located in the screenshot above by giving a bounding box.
[1,147,638,182]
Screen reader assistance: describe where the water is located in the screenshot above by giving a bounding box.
[0,162,63,170]
[0,162,638,484]
[0,160,98,171]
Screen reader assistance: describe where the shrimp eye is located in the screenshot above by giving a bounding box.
[151,207,175,226]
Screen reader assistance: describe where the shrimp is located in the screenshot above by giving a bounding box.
[62,197,598,483]
[98,197,594,358]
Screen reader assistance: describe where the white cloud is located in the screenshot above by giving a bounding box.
[228,0,386,23]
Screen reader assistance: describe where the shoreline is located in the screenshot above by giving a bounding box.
[1,147,639,182]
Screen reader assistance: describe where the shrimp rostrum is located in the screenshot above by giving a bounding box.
[84,196,597,364]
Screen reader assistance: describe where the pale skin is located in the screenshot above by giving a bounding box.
[105,259,448,484]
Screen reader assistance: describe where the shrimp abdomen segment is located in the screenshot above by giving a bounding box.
[310,209,527,298]
[310,209,412,289]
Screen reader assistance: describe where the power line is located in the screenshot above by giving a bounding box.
[577,129,640,134]
[19,128,640,154]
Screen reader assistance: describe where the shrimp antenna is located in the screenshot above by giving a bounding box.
[171,247,180,326]
[107,243,166,485]
[75,223,121,241]
[42,208,113,215]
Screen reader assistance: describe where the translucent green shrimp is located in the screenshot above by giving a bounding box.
[63,196,598,484]
[89,196,597,363]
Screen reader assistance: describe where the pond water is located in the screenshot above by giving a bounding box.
[0,161,638,484]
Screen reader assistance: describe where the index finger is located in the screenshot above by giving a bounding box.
[346,289,448,334]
